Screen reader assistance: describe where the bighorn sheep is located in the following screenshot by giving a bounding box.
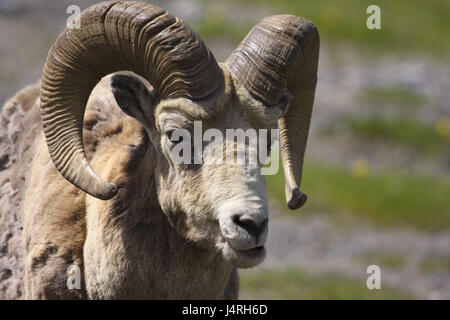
[0,1,319,299]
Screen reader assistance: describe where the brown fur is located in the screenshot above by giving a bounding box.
[0,82,41,299]
[2,65,279,299]
[19,74,247,299]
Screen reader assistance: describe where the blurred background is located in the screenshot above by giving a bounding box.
[1,0,449,299]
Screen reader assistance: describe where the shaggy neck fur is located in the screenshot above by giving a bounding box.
[20,77,238,299]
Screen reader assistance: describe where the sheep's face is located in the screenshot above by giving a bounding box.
[112,72,286,268]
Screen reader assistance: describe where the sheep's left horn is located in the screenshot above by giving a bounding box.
[226,15,319,210]
[40,1,222,200]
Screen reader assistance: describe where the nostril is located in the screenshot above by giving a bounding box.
[232,215,268,239]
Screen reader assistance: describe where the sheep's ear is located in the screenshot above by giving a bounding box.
[111,74,157,128]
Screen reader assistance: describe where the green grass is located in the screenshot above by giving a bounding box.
[355,252,406,270]
[358,87,428,108]
[193,20,254,43]
[240,268,411,299]
[227,0,450,56]
[266,161,450,230]
[419,255,450,273]
[344,116,450,154]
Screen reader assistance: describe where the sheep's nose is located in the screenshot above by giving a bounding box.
[219,211,268,251]
[232,214,268,242]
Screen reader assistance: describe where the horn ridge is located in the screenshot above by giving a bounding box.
[226,14,319,210]
[40,1,222,199]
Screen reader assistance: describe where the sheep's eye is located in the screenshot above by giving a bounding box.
[165,129,175,141]
[165,129,184,144]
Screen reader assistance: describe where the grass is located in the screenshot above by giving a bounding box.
[358,87,428,108]
[223,0,450,56]
[355,252,406,270]
[266,161,450,231]
[344,116,450,154]
[193,20,254,43]
[240,268,411,299]
[419,255,450,273]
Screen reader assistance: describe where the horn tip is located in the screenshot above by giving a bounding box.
[92,183,118,201]
[286,187,307,210]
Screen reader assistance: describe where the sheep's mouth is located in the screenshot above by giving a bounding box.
[223,242,266,268]
[235,245,265,258]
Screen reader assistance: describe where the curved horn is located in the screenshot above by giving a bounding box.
[226,15,319,210]
[40,1,222,200]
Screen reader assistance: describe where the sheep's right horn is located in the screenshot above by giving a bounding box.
[40,1,222,200]
[226,15,319,210]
